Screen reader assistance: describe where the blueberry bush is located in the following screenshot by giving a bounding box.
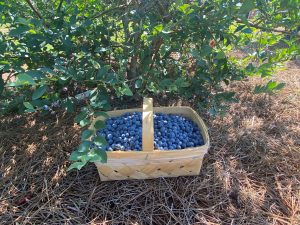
[0,0,299,170]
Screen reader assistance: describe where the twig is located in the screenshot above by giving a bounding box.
[235,18,297,35]
[3,72,15,85]
[92,4,127,19]
[25,0,43,20]
[56,0,64,13]
[147,37,164,75]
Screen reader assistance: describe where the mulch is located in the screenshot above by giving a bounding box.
[0,61,299,225]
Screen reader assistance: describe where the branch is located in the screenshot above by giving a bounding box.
[25,0,43,20]
[235,18,293,35]
[3,71,16,85]
[56,0,64,13]
[91,4,127,19]
[146,37,164,76]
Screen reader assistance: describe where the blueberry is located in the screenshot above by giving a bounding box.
[43,105,49,111]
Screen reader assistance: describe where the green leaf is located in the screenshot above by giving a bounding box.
[94,120,105,129]
[122,84,133,96]
[78,140,92,152]
[10,73,36,86]
[254,85,265,94]
[216,52,226,59]
[178,4,193,14]
[201,45,212,57]
[90,59,100,69]
[9,26,30,36]
[0,65,5,71]
[245,63,256,73]
[67,161,86,171]
[178,4,189,11]
[135,79,142,89]
[81,129,94,140]
[153,24,163,35]
[267,81,285,91]
[254,81,285,94]
[23,102,34,109]
[175,78,190,88]
[241,28,253,34]
[79,118,91,127]
[160,78,173,88]
[96,67,107,79]
[62,98,74,112]
[234,25,246,33]
[32,85,47,100]
[89,150,107,163]
[267,81,277,90]
[239,0,256,14]
[25,108,36,113]
[75,111,88,123]
[95,47,109,52]
[94,136,107,146]
[94,111,109,118]
[91,100,107,109]
[15,17,31,25]
[26,70,45,79]
[274,82,285,90]
[69,150,86,161]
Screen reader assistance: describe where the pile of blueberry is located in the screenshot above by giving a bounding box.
[95,112,204,151]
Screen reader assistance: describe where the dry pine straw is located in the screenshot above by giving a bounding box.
[0,61,300,225]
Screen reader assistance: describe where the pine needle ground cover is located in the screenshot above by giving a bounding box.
[1,60,299,225]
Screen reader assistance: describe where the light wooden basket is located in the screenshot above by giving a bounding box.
[93,98,210,181]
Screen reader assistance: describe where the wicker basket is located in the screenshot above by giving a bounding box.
[93,98,210,181]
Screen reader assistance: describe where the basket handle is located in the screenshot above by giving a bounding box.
[142,97,154,152]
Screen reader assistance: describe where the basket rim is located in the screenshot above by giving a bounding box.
[91,106,210,154]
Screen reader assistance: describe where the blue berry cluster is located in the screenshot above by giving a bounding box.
[94,112,204,151]
[153,113,204,150]
[96,112,142,151]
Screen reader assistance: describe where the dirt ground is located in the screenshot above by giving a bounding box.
[0,61,299,225]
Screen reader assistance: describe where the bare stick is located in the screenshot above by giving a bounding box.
[56,0,64,13]
[235,18,297,35]
[25,0,43,20]
[92,4,127,19]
